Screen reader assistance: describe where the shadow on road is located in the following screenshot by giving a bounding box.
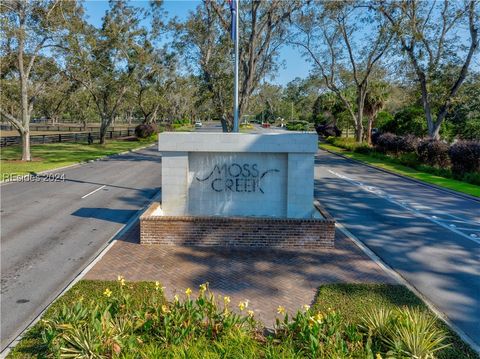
[72,208,138,224]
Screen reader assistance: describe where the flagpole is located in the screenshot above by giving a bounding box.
[233,0,239,133]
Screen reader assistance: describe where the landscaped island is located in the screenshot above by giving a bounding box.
[8,280,478,358]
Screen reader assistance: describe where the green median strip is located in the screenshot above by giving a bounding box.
[1,140,155,180]
[320,143,480,198]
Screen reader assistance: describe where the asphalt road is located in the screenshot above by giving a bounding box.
[315,150,480,348]
[0,147,161,351]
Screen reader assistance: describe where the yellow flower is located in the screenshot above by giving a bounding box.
[103,288,112,298]
[116,275,125,286]
[161,304,170,314]
[238,300,249,311]
[174,294,179,302]
[308,316,316,327]
[247,310,255,318]
[277,305,286,315]
[199,283,208,292]
[155,281,160,289]
[224,296,231,305]
[185,288,192,297]
[375,354,382,359]
[314,312,324,322]
[302,304,310,311]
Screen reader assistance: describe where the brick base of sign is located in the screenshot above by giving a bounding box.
[140,201,335,248]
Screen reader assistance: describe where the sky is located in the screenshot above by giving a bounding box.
[82,0,311,85]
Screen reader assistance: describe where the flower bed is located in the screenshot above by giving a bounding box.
[8,281,478,358]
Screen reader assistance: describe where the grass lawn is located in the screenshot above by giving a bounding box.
[1,139,155,179]
[313,284,477,359]
[320,143,480,198]
[8,281,479,358]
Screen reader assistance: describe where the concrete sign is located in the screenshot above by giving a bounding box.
[158,132,318,218]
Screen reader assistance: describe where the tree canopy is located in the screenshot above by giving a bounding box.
[1,0,478,160]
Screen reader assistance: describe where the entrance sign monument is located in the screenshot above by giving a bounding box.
[139,0,333,248]
[140,131,335,248]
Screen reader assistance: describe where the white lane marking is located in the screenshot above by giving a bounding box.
[328,169,480,245]
[81,185,106,199]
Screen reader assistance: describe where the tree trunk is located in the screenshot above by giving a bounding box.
[355,120,363,143]
[355,104,364,142]
[366,116,374,145]
[19,38,31,161]
[355,88,367,143]
[99,120,108,144]
[21,130,31,161]
[431,121,442,140]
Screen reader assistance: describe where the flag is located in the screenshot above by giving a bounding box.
[228,0,237,41]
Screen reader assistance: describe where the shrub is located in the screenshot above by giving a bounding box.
[375,111,394,130]
[286,120,311,131]
[400,134,420,153]
[134,123,156,139]
[325,136,372,154]
[315,123,342,137]
[417,139,450,168]
[374,133,419,155]
[448,140,480,175]
[274,306,449,359]
[460,119,480,140]
[326,137,357,150]
[354,145,372,154]
[375,132,398,153]
[173,119,190,125]
[462,171,480,186]
[381,106,427,136]
[371,131,382,146]
[361,307,450,359]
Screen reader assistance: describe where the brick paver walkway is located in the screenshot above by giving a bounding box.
[85,224,394,325]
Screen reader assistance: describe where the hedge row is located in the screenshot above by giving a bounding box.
[370,133,480,175]
[326,135,480,187]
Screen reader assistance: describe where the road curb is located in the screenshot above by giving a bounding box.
[335,222,480,355]
[0,191,161,358]
[320,147,480,202]
[0,144,155,186]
